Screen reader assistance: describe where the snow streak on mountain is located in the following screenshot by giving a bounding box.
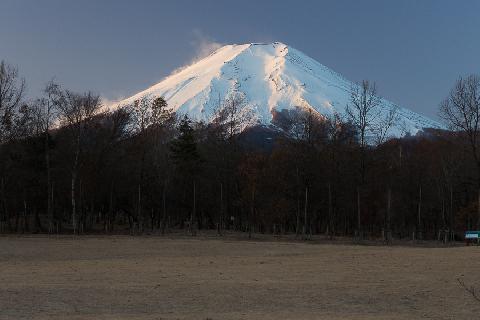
[117,42,442,136]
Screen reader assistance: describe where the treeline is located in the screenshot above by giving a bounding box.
[0,60,479,241]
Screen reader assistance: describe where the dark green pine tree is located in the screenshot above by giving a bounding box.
[170,115,201,234]
[170,115,201,176]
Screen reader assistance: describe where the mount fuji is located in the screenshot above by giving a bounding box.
[115,42,442,137]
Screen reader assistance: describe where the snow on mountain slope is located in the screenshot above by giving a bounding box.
[116,42,443,137]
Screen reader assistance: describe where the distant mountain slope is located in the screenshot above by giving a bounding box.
[116,42,443,137]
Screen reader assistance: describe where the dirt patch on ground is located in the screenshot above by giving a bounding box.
[0,235,479,319]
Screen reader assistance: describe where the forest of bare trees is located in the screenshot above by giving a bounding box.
[0,59,479,242]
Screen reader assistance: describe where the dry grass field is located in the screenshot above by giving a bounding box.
[1,235,479,319]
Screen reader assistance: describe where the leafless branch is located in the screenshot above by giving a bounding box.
[0,60,26,141]
[457,277,480,303]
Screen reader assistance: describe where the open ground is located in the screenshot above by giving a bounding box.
[1,234,479,319]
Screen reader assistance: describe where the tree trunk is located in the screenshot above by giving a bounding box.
[137,183,142,234]
[1,178,11,232]
[249,185,255,239]
[161,179,167,235]
[328,182,333,239]
[303,186,308,240]
[51,181,55,232]
[385,187,392,243]
[150,208,154,231]
[450,186,453,236]
[417,185,422,240]
[295,167,300,237]
[34,207,42,233]
[190,180,196,236]
[108,182,114,233]
[23,195,28,233]
[477,188,480,229]
[296,194,300,237]
[218,182,223,236]
[45,131,52,233]
[439,196,446,243]
[71,171,77,235]
[476,160,480,229]
[441,196,446,231]
[357,186,361,239]
[71,136,80,235]
[78,179,83,234]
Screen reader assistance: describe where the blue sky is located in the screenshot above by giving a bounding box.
[1,0,479,119]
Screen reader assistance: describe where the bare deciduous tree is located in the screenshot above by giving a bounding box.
[127,95,172,233]
[32,82,61,231]
[346,80,381,151]
[372,105,400,145]
[0,61,26,231]
[131,95,152,133]
[0,60,25,142]
[291,107,325,144]
[440,75,480,227]
[346,80,380,237]
[56,90,102,234]
[130,96,151,233]
[346,80,398,239]
[151,96,171,127]
[214,91,252,141]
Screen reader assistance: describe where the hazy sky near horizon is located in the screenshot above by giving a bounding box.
[1,0,479,120]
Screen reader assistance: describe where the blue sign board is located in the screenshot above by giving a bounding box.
[465,231,480,239]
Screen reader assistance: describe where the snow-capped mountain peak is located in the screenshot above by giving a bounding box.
[116,42,443,137]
